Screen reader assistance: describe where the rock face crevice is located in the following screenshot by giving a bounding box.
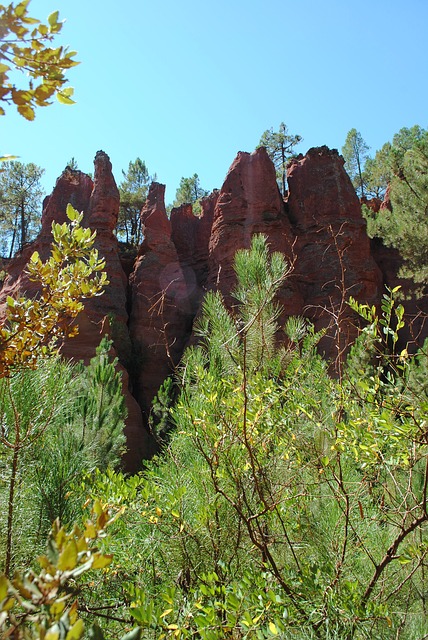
[128,182,193,420]
[0,146,426,470]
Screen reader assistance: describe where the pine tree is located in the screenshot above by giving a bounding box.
[368,128,428,283]
[75,335,127,468]
[117,158,154,246]
[342,128,370,197]
[258,122,302,196]
[172,173,208,214]
[0,160,44,257]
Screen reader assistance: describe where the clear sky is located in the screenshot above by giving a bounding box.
[2,0,427,205]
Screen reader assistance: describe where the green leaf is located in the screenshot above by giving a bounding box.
[91,553,113,569]
[0,574,9,600]
[48,11,59,27]
[57,90,76,105]
[65,618,85,640]
[0,63,10,73]
[268,621,278,635]
[58,540,78,571]
[66,203,79,222]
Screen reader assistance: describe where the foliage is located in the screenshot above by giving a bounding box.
[365,125,427,200]
[258,122,302,196]
[0,500,138,640]
[0,357,70,575]
[363,150,389,199]
[0,203,108,377]
[172,173,208,215]
[66,157,78,170]
[0,337,127,573]
[117,158,155,246]
[84,238,428,639]
[148,376,176,448]
[33,338,126,530]
[0,160,44,257]
[0,203,109,577]
[342,128,370,198]
[364,127,428,283]
[343,124,428,284]
[0,0,78,121]
[1,233,427,638]
[73,335,127,468]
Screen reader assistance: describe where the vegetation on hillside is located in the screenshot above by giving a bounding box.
[0,160,44,256]
[0,11,426,633]
[2,234,427,639]
[342,125,428,284]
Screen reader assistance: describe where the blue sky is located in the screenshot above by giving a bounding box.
[2,0,427,205]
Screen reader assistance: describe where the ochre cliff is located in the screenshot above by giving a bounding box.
[128,182,192,419]
[286,147,383,364]
[0,152,150,472]
[0,146,426,470]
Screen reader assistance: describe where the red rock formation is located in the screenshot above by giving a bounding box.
[1,152,128,340]
[380,183,392,212]
[206,147,303,315]
[129,182,192,418]
[170,190,218,313]
[286,147,383,363]
[360,196,382,214]
[1,145,427,469]
[0,153,150,472]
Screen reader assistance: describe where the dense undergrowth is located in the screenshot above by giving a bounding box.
[1,235,427,639]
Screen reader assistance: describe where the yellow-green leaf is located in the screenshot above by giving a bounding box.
[91,553,113,570]
[0,574,9,600]
[56,91,76,105]
[14,1,30,18]
[58,539,78,571]
[268,621,278,636]
[84,522,97,539]
[1,596,15,612]
[50,599,66,616]
[65,618,85,640]
[45,627,60,640]
[48,11,59,27]
[66,203,79,221]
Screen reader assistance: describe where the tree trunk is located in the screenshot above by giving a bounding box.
[5,442,19,576]
[281,143,286,196]
[20,199,26,249]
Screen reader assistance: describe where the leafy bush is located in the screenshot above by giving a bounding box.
[2,233,427,639]
[0,339,127,573]
[88,236,428,639]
